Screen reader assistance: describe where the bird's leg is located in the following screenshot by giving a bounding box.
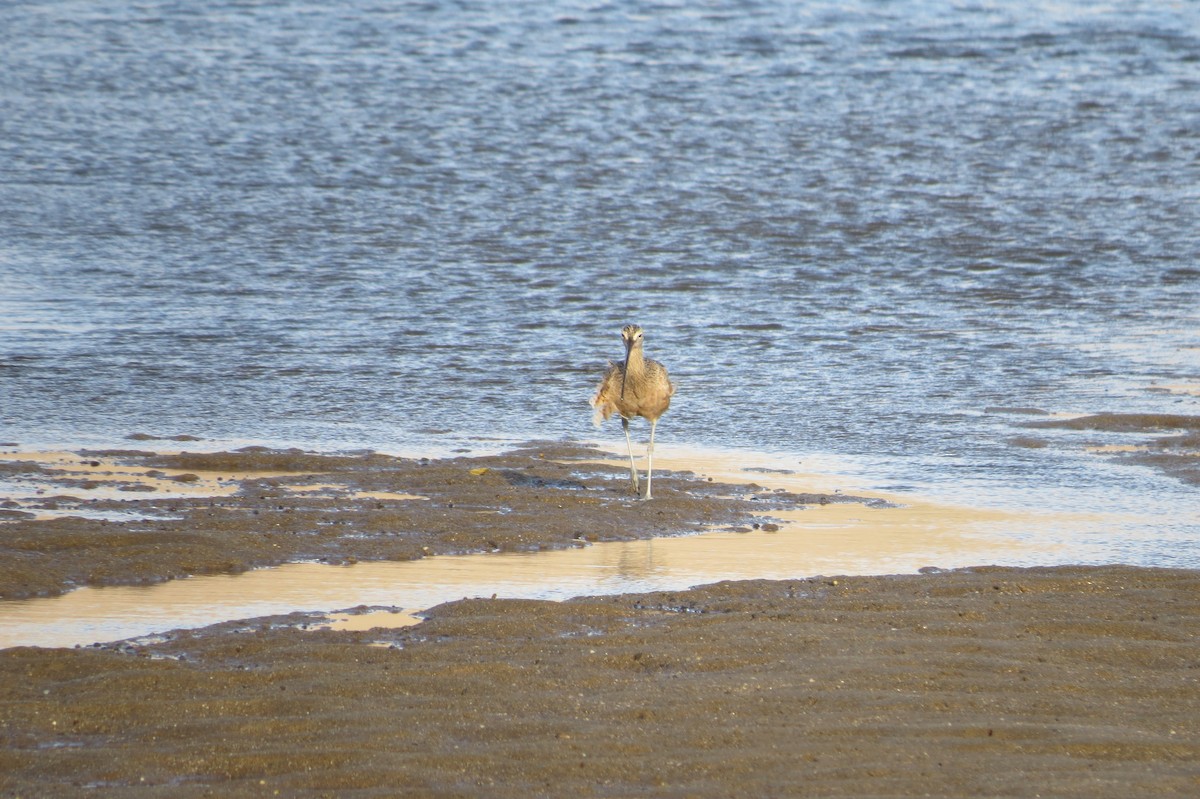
[644,419,658,500]
[622,417,640,495]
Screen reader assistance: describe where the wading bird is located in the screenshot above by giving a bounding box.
[591,324,675,499]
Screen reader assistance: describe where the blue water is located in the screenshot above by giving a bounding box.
[2,0,1198,565]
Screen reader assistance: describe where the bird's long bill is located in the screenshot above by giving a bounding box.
[619,338,633,398]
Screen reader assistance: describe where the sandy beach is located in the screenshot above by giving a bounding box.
[1,444,1198,797]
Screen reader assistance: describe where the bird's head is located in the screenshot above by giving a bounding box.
[621,324,644,350]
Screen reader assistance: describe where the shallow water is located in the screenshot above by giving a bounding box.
[1,1,1198,643]
[2,1,1197,455]
[0,528,1027,650]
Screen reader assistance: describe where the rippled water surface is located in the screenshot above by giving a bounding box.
[2,1,1199,568]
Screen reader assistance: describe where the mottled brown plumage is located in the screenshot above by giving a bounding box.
[591,324,675,499]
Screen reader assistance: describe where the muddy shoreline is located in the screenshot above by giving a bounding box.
[2,442,1198,796]
[2,566,1198,797]
[0,442,865,600]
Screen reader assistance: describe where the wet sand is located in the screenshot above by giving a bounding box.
[1,566,1197,797]
[2,442,1199,796]
[0,442,852,601]
[1021,413,1200,487]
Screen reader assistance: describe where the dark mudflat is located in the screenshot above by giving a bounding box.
[2,566,1198,797]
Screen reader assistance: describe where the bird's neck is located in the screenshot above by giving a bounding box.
[624,344,646,376]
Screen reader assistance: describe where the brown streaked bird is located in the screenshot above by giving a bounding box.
[591,324,675,499]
